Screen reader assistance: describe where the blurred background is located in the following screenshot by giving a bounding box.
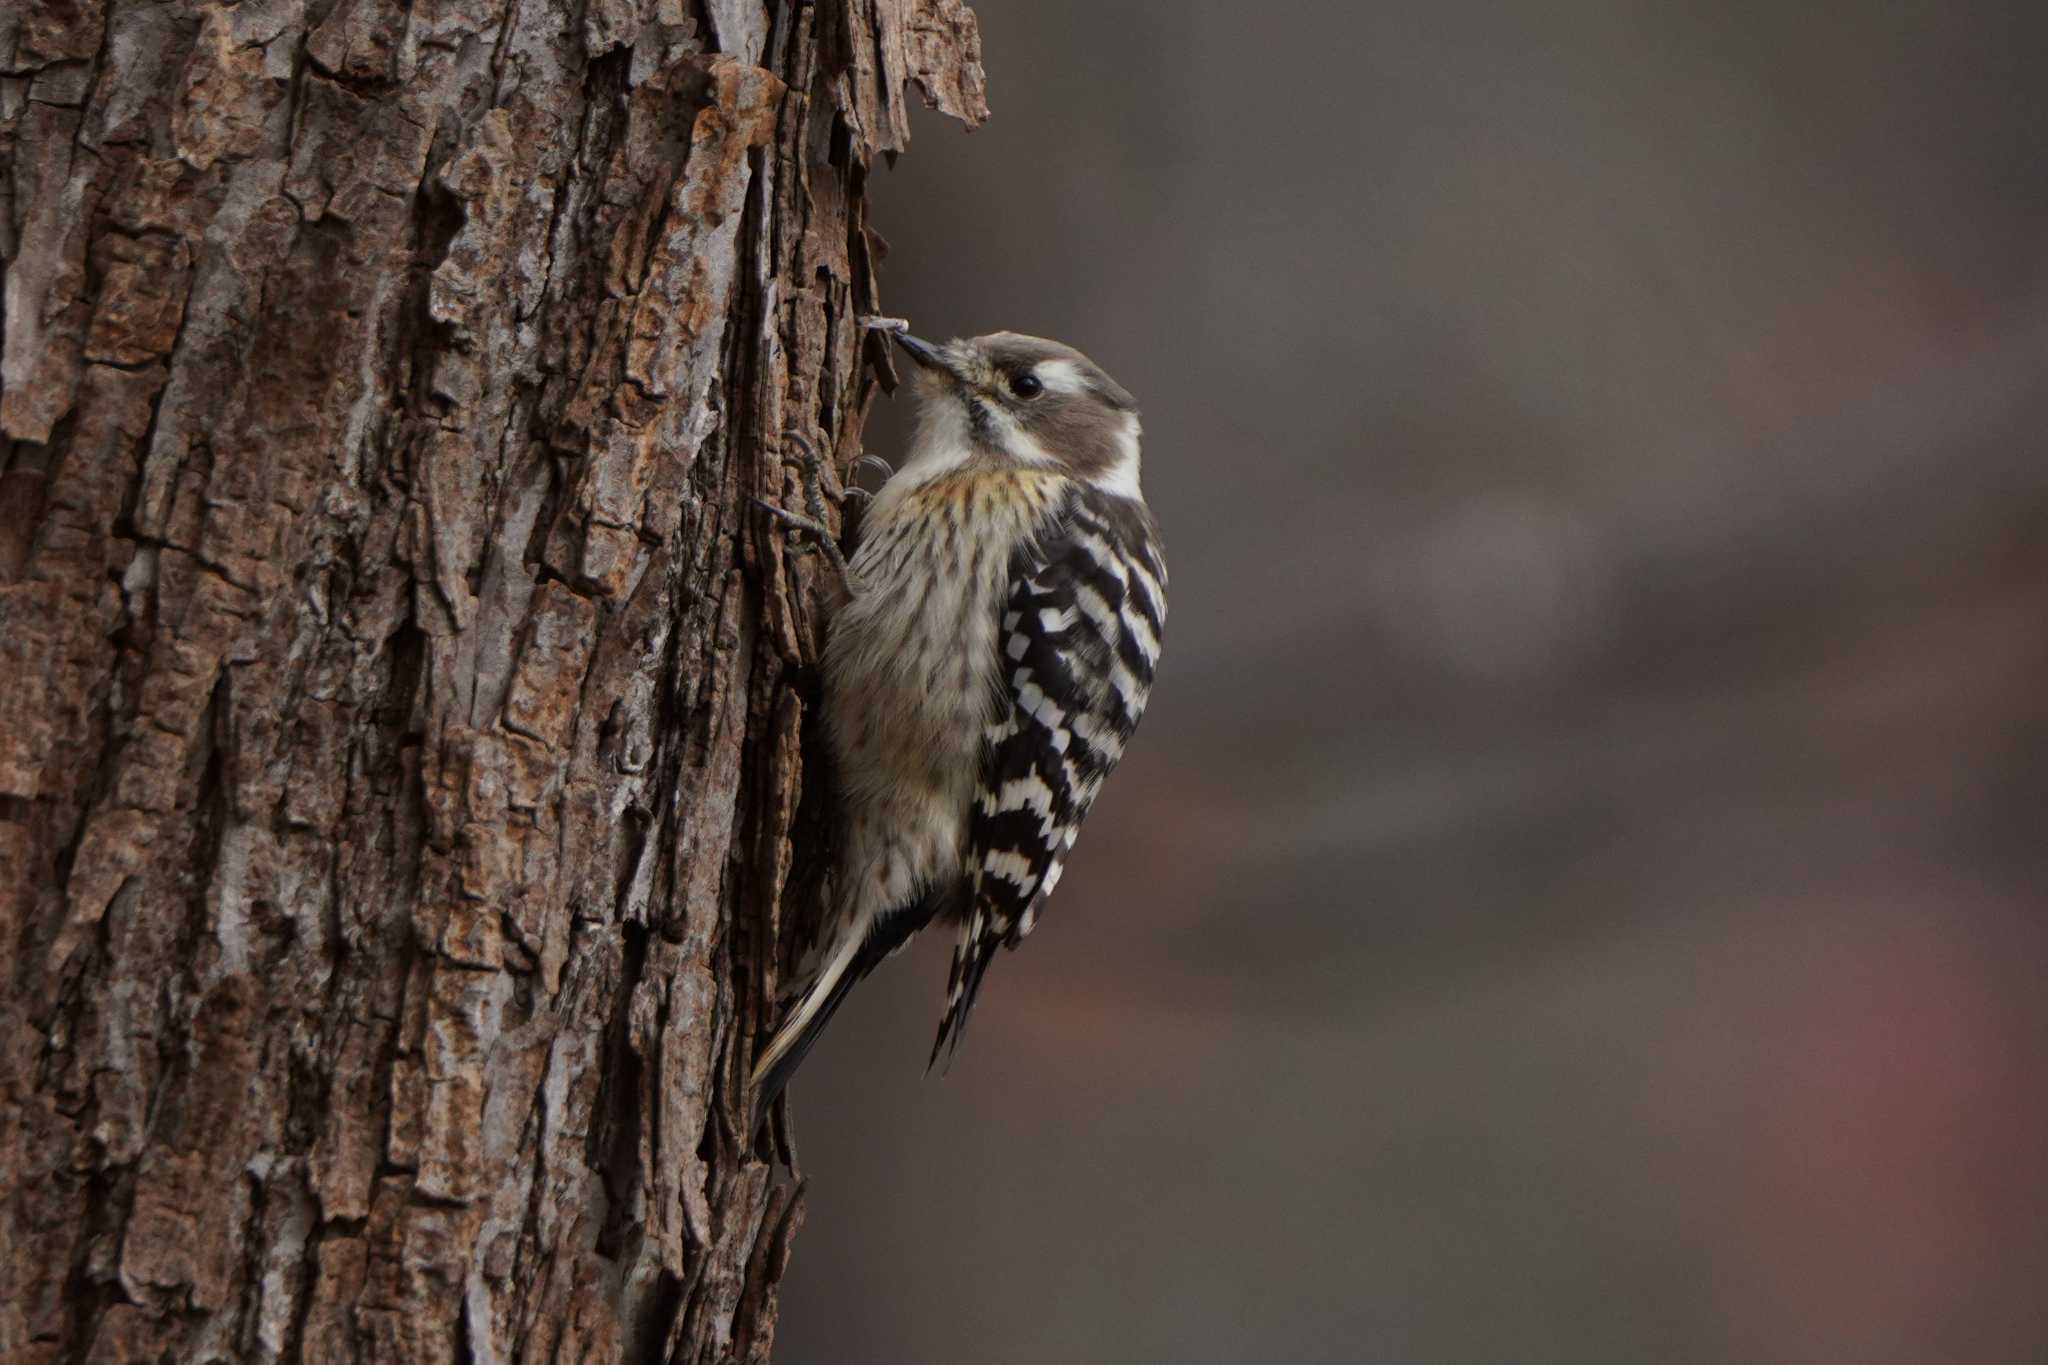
[777,3,2048,1361]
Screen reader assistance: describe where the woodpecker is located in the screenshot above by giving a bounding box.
[752,323,1166,1116]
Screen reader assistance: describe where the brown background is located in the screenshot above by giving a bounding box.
[778,3,2048,1362]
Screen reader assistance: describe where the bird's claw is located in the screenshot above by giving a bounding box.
[760,435,854,588]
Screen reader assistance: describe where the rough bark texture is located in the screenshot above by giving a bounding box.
[0,0,985,1359]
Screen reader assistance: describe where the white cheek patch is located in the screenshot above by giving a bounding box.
[1032,358,1089,397]
[1086,412,1145,499]
[987,404,1056,465]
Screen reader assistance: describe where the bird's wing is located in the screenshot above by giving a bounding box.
[930,485,1167,1065]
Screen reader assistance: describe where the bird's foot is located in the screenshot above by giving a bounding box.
[835,455,895,512]
[760,430,854,590]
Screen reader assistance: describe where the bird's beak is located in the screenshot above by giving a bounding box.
[890,331,950,376]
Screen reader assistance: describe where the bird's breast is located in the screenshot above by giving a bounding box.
[824,469,1066,803]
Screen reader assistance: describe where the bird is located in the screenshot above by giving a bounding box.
[751,322,1167,1119]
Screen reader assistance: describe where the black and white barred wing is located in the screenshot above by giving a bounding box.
[930,488,1167,1063]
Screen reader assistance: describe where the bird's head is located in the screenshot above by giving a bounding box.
[883,326,1143,497]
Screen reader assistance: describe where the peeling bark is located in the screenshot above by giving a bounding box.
[0,1,986,1359]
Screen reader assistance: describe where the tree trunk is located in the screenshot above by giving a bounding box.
[0,0,984,1358]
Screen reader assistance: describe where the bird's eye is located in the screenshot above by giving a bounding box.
[1008,371,1044,399]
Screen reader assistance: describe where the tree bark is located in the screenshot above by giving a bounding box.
[0,0,984,1359]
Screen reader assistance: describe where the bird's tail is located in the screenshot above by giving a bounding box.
[927,909,1003,1072]
[750,921,878,1128]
